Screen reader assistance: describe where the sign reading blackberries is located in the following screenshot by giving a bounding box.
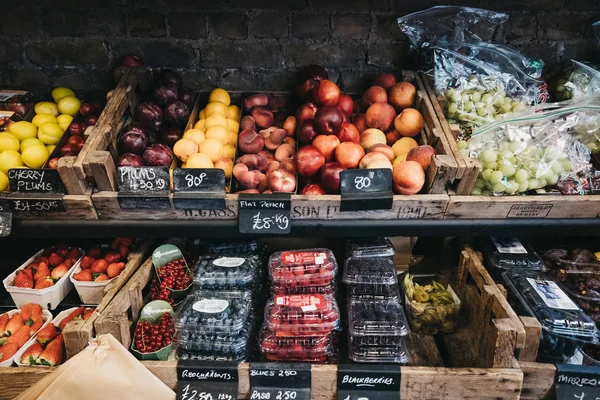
[172,168,226,210]
[176,360,239,400]
[555,363,600,400]
[340,168,393,212]
[249,363,311,400]
[337,364,401,400]
[238,194,291,234]
[8,168,65,194]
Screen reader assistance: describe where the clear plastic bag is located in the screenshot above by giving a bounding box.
[465,96,600,195]
[552,61,600,102]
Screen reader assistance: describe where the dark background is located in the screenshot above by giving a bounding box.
[0,0,598,93]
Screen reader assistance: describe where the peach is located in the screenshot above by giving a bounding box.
[392,137,418,159]
[360,128,386,151]
[252,107,274,129]
[241,115,256,131]
[362,86,387,108]
[243,94,268,111]
[388,82,417,111]
[264,128,287,150]
[406,145,435,170]
[373,73,397,89]
[386,129,401,146]
[368,144,395,161]
[393,160,425,195]
[313,134,340,162]
[258,172,269,192]
[365,102,396,131]
[275,142,296,161]
[214,157,233,178]
[283,137,296,146]
[173,138,198,163]
[338,122,360,143]
[228,130,238,146]
[393,157,405,168]
[353,113,368,133]
[258,150,276,162]
[283,116,297,137]
[268,95,288,111]
[359,152,393,170]
[183,129,206,145]
[238,130,265,154]
[335,142,365,169]
[266,160,281,176]
[233,163,261,189]
[394,108,424,137]
[206,125,229,144]
[280,159,296,175]
[237,154,269,171]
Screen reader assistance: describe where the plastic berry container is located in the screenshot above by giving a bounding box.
[178,315,253,356]
[346,238,395,258]
[202,240,266,256]
[349,337,409,364]
[259,328,333,362]
[265,295,340,334]
[481,237,545,279]
[343,257,399,298]
[175,293,252,336]
[348,299,409,338]
[177,347,250,362]
[193,256,261,290]
[269,249,337,287]
[271,282,336,296]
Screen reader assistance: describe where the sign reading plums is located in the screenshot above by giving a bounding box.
[238,194,291,234]
[337,364,401,400]
[249,363,311,400]
[340,168,393,212]
[172,168,226,210]
[176,360,239,400]
[8,168,65,194]
[118,166,170,209]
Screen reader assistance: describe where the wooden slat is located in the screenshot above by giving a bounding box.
[520,361,556,400]
[517,317,542,362]
[57,156,89,195]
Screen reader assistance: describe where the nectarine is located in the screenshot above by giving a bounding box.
[388,82,416,111]
[335,142,364,169]
[373,73,397,89]
[406,145,435,170]
[353,113,368,133]
[394,108,424,137]
[360,128,386,151]
[368,144,395,161]
[359,152,392,170]
[362,86,387,108]
[393,160,425,195]
[313,134,340,162]
[365,102,396,131]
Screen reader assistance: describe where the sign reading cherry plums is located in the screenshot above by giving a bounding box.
[249,363,311,400]
[340,168,393,212]
[8,168,65,194]
[176,360,239,400]
[337,364,401,400]
[238,193,291,234]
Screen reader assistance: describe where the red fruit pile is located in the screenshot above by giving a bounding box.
[260,331,331,362]
[269,250,337,291]
[13,245,82,290]
[73,238,133,282]
[133,313,174,353]
[0,303,44,363]
[267,296,340,335]
[48,100,105,169]
[156,258,192,290]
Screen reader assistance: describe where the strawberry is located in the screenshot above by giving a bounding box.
[111,238,121,250]
[20,303,42,324]
[91,259,108,274]
[14,270,33,288]
[5,314,24,335]
[36,323,57,346]
[64,258,73,268]
[48,253,63,268]
[0,343,19,362]
[73,270,92,282]
[34,277,54,289]
[106,262,125,279]
[67,248,81,262]
[33,256,49,265]
[0,313,8,336]
[23,265,35,275]
[53,245,69,259]
[83,308,95,320]
[59,307,84,331]
[86,247,102,259]
[20,342,43,365]
[7,325,32,347]
[33,264,51,281]
[41,248,52,257]
[95,274,109,282]
[118,245,130,261]
[104,251,121,264]
[118,238,133,248]
[29,319,43,336]
[38,334,65,366]
[50,264,70,281]
[80,256,94,269]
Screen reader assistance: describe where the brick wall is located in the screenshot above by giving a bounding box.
[0,0,599,93]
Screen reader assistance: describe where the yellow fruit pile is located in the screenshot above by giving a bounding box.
[0,87,79,191]
[173,88,239,178]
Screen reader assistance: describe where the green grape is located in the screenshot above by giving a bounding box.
[544,147,561,160]
[479,149,497,164]
[446,89,456,101]
[499,142,510,152]
[510,142,524,154]
[528,179,540,189]
[505,180,519,194]
[514,169,529,183]
[490,171,504,184]
[461,93,471,103]
[463,101,474,112]
[518,181,529,193]
[538,178,547,188]
[561,159,574,171]
[551,162,564,175]
[482,168,494,181]
[501,103,513,113]
[471,92,482,102]
[481,190,492,196]
[471,188,483,195]
[483,161,497,170]
[476,106,489,117]
[513,103,526,112]
[457,140,468,150]
[447,102,458,116]
[501,150,514,160]
[481,93,493,104]
[500,164,516,177]
[474,179,486,189]
[546,174,559,185]
[493,182,507,193]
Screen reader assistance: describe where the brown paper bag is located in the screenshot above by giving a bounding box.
[15,334,175,400]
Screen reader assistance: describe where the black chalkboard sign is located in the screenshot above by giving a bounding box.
[339,168,393,212]
[0,212,12,237]
[118,166,170,194]
[238,193,291,234]
[249,363,310,400]
[118,195,171,210]
[176,360,239,400]
[337,364,400,400]
[0,193,11,213]
[172,168,226,210]
[9,197,65,213]
[8,168,65,194]
[555,363,600,400]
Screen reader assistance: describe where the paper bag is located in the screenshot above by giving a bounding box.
[16,334,175,400]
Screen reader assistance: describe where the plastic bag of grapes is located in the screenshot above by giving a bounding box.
[465,96,600,195]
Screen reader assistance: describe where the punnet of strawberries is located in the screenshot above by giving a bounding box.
[0,304,46,363]
[13,245,82,289]
[73,238,134,283]
[133,313,175,354]
[19,306,95,367]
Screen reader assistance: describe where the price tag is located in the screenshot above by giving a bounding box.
[337,364,400,400]
[8,197,66,213]
[8,168,65,194]
[238,194,291,234]
[555,363,600,400]
[118,166,170,193]
[172,168,226,210]
[249,363,310,400]
[176,360,239,400]
[339,168,393,212]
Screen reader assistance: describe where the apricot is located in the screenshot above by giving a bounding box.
[360,128,386,151]
[173,138,198,163]
[392,137,418,159]
[214,157,233,178]
[198,138,224,162]
[186,153,214,169]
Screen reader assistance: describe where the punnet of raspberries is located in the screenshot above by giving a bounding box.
[133,313,175,354]
[156,259,192,290]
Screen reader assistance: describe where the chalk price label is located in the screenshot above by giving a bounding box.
[118,166,170,193]
[238,195,291,234]
[340,168,393,212]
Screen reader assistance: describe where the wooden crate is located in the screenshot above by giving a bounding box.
[62,239,155,358]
